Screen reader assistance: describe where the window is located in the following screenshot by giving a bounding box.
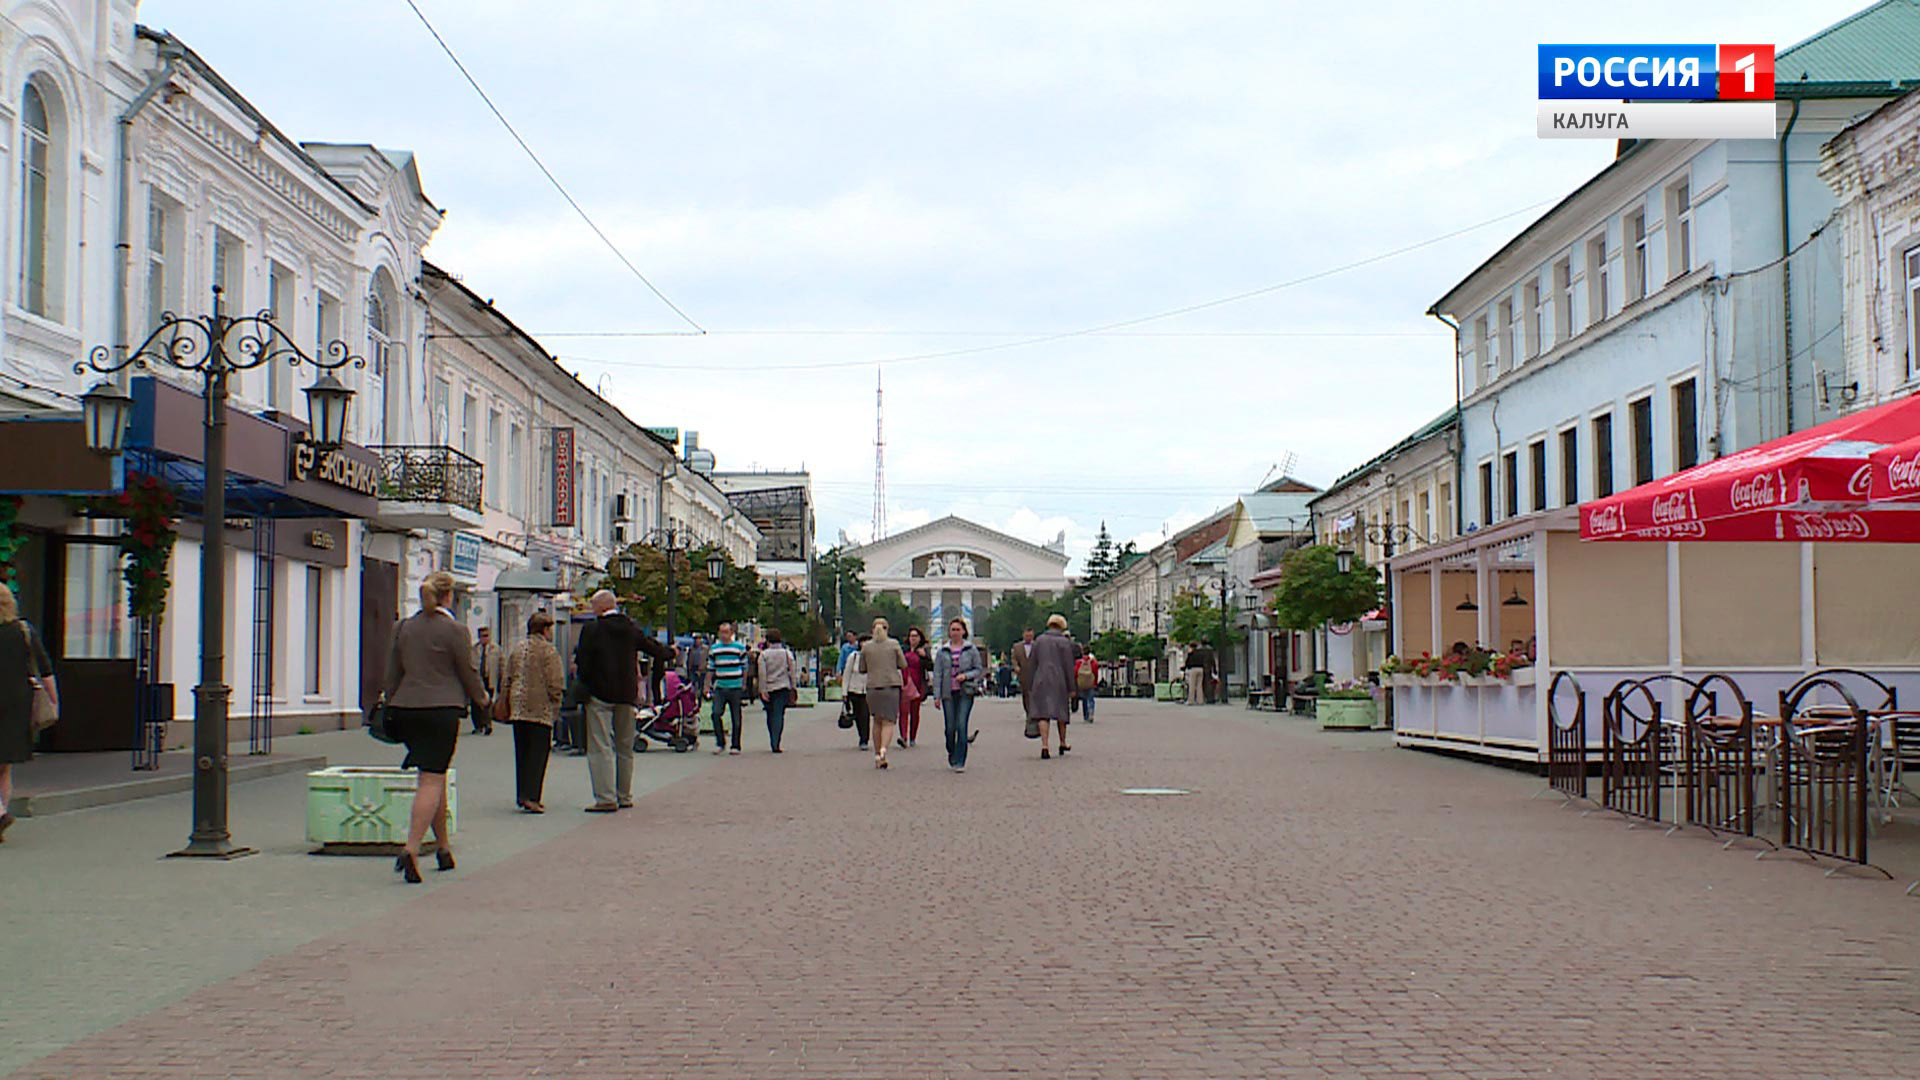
[1672,378,1699,470]
[508,424,524,517]
[266,262,292,411]
[62,535,134,659]
[146,193,183,328]
[1630,396,1654,485]
[1438,483,1452,539]
[1478,461,1493,527]
[1906,248,1920,382]
[1496,299,1515,372]
[1553,258,1573,344]
[305,567,325,695]
[212,227,242,306]
[1524,281,1543,360]
[1473,315,1491,384]
[366,286,391,377]
[1502,450,1519,518]
[18,81,57,318]
[1417,490,1432,540]
[1668,179,1692,278]
[1627,209,1647,302]
[1529,440,1547,512]
[1593,413,1615,497]
[487,408,503,508]
[432,377,450,445]
[1586,234,1609,326]
[1559,427,1579,506]
[461,393,477,457]
[315,290,341,362]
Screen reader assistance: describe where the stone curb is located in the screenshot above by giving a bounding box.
[14,754,329,818]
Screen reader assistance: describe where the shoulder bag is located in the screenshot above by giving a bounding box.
[21,622,57,732]
[365,695,400,744]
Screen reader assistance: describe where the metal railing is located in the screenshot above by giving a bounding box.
[1546,671,1588,801]
[369,444,483,513]
[1777,673,1892,873]
[1680,675,1762,844]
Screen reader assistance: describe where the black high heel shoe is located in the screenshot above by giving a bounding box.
[435,849,456,872]
[398,852,423,884]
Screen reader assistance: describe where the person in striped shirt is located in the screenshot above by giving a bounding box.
[706,622,752,755]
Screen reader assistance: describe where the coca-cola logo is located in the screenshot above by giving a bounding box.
[1728,471,1780,511]
[1888,452,1920,493]
[1788,513,1871,540]
[1650,492,1694,524]
[1848,464,1873,497]
[1587,505,1626,534]
[1629,521,1707,540]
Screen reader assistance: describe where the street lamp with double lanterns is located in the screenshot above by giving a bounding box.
[77,284,361,859]
[1336,520,1426,725]
[632,525,727,641]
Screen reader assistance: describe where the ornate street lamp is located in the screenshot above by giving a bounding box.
[616,549,639,580]
[77,284,362,859]
[706,551,726,582]
[640,525,703,639]
[1335,547,1354,575]
[79,379,135,454]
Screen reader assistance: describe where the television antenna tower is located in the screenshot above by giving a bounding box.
[871,368,887,542]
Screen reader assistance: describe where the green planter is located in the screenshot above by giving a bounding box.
[821,684,843,701]
[794,687,819,708]
[1316,698,1378,729]
[1155,680,1180,701]
[306,766,457,853]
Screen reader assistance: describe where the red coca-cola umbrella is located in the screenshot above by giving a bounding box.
[1580,391,1920,542]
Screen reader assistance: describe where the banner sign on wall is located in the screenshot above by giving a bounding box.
[552,427,576,528]
[450,532,483,580]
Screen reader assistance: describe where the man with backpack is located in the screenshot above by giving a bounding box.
[1074,647,1100,723]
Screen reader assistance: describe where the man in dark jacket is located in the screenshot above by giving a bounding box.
[573,589,671,811]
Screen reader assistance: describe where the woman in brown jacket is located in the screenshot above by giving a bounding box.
[383,570,489,883]
[857,617,907,769]
[500,610,565,813]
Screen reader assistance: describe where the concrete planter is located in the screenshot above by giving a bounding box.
[1511,667,1537,687]
[1155,681,1181,701]
[307,766,456,854]
[1316,697,1379,729]
[821,684,843,701]
[794,687,820,708]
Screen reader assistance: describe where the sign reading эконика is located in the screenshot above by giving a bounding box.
[1536,44,1776,140]
[290,434,378,496]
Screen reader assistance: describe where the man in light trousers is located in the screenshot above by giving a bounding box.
[573,589,669,812]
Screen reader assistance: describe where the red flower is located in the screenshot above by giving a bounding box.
[117,493,134,507]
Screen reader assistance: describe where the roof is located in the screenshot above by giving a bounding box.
[1775,0,1920,98]
[844,515,1071,566]
[1429,0,1920,314]
[1314,411,1459,501]
[1237,491,1316,534]
[1188,539,1227,566]
[1259,475,1320,494]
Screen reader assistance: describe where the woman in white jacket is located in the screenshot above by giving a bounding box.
[839,633,871,749]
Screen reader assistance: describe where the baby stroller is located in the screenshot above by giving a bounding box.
[635,670,700,753]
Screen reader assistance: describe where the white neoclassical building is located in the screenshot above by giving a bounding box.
[844,516,1070,631]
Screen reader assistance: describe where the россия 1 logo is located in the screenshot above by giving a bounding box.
[1536,44,1776,140]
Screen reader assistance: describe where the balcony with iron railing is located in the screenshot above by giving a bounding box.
[367,444,486,529]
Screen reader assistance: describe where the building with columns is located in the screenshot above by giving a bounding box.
[842,516,1069,631]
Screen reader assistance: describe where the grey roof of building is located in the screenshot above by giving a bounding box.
[1314,411,1459,502]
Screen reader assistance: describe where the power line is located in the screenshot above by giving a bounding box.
[544,198,1556,372]
[426,327,1442,342]
[401,0,705,333]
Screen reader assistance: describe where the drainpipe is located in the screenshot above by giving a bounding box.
[1430,310,1464,536]
[1778,97,1801,432]
[113,44,184,378]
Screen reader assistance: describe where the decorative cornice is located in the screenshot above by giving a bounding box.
[171,96,361,246]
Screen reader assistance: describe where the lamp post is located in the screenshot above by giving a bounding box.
[1342,520,1425,727]
[635,526,724,640]
[78,285,360,859]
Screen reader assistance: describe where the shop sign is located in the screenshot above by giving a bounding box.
[450,532,483,579]
[306,529,336,551]
[551,427,576,528]
[291,434,379,496]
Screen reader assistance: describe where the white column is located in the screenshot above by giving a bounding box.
[962,588,975,632]
[900,588,912,607]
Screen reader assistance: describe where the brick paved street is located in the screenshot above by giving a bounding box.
[6,698,1918,1079]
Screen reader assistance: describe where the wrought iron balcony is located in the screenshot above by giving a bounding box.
[368,445,484,523]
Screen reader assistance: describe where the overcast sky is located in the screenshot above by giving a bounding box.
[142,0,1864,567]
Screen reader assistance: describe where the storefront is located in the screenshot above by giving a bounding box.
[0,376,378,758]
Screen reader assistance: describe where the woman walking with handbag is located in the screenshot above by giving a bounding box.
[933,617,983,772]
[499,611,565,813]
[840,634,871,750]
[383,571,490,882]
[858,618,906,769]
[756,629,796,753]
[898,625,931,748]
[0,583,56,843]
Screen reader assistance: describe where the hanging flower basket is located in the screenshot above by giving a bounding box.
[72,475,179,620]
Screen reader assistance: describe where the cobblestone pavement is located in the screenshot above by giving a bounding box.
[7,699,1918,1079]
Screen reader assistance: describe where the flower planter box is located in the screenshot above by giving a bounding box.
[794,687,820,708]
[1316,697,1378,729]
[1155,681,1181,702]
[1511,667,1536,687]
[306,766,456,854]
[820,684,843,701]
[1387,673,1416,688]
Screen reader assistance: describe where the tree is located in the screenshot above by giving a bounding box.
[702,546,768,630]
[760,587,827,648]
[1269,544,1381,632]
[982,591,1049,655]
[1168,587,1242,650]
[1083,522,1120,587]
[607,544,716,633]
[854,593,920,641]
[813,546,867,634]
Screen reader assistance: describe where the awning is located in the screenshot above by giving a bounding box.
[493,567,563,593]
[1580,391,1920,542]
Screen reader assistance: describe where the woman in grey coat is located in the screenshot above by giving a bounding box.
[931,617,985,772]
[1024,614,1078,759]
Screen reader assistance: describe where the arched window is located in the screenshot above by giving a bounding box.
[366,268,401,442]
[18,81,54,317]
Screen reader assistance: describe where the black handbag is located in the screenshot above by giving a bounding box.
[837,696,855,729]
[365,697,400,744]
